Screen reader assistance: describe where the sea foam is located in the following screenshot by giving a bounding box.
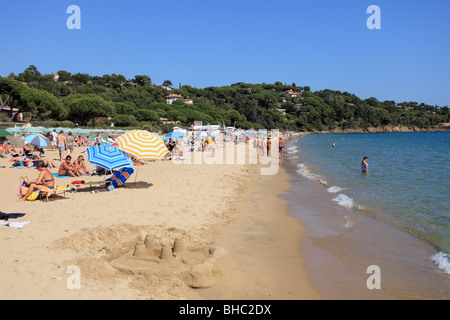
[332,194,355,209]
[431,252,450,274]
[327,186,344,193]
[286,146,298,154]
[296,163,327,186]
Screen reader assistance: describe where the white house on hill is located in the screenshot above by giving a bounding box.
[165,94,184,104]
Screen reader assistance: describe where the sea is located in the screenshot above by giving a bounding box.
[281,132,449,299]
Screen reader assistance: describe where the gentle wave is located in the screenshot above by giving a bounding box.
[332,194,355,208]
[327,186,345,193]
[431,252,450,274]
[286,146,298,154]
[332,194,365,210]
[296,163,328,186]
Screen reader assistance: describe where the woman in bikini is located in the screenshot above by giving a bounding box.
[18,160,55,201]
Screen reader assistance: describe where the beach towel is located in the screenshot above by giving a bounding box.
[9,221,30,229]
[0,221,31,229]
[105,167,134,188]
[52,173,70,178]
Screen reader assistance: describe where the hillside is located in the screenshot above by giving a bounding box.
[1,65,449,132]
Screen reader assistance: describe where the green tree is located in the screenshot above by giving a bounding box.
[17,65,42,83]
[65,97,114,126]
[112,114,139,127]
[0,77,66,121]
[133,109,159,122]
[115,102,137,115]
[57,70,72,82]
[133,75,152,86]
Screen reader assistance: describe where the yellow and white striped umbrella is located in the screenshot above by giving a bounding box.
[115,130,169,160]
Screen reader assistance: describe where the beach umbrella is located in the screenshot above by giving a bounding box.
[116,130,169,160]
[86,145,133,172]
[115,130,169,184]
[24,126,46,134]
[6,127,23,134]
[165,131,185,139]
[24,134,48,147]
[196,131,211,137]
[0,129,11,137]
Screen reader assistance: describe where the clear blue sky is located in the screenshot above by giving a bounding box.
[1,0,449,106]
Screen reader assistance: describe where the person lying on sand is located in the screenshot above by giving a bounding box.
[58,155,80,177]
[22,158,56,169]
[18,160,55,201]
[4,142,17,155]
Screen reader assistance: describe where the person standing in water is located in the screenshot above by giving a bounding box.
[278,137,285,163]
[361,156,369,173]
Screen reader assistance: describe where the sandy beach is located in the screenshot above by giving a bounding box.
[0,145,319,300]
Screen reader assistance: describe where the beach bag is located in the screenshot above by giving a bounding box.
[19,177,39,201]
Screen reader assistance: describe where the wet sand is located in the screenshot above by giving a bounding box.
[283,166,450,300]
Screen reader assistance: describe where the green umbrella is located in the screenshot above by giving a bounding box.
[0,129,11,137]
[6,127,23,134]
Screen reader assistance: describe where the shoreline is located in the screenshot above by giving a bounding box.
[198,166,321,300]
[280,136,450,300]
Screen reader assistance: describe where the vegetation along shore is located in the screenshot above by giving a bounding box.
[1,65,448,133]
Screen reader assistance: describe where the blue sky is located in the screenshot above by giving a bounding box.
[1,0,449,106]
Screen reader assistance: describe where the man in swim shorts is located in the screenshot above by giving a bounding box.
[279,137,285,163]
[50,129,58,151]
[57,130,67,162]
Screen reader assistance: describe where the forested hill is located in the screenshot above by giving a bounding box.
[1,66,449,132]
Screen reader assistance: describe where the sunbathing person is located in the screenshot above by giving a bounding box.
[73,155,92,175]
[18,160,55,201]
[58,155,80,177]
[23,143,33,157]
[4,142,17,155]
[22,158,56,169]
[40,158,56,168]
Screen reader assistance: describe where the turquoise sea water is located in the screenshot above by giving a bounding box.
[284,132,449,275]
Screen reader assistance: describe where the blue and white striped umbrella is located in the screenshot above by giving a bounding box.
[86,145,133,171]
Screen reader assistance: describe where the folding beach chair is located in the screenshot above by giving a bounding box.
[39,186,75,202]
[70,180,107,193]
